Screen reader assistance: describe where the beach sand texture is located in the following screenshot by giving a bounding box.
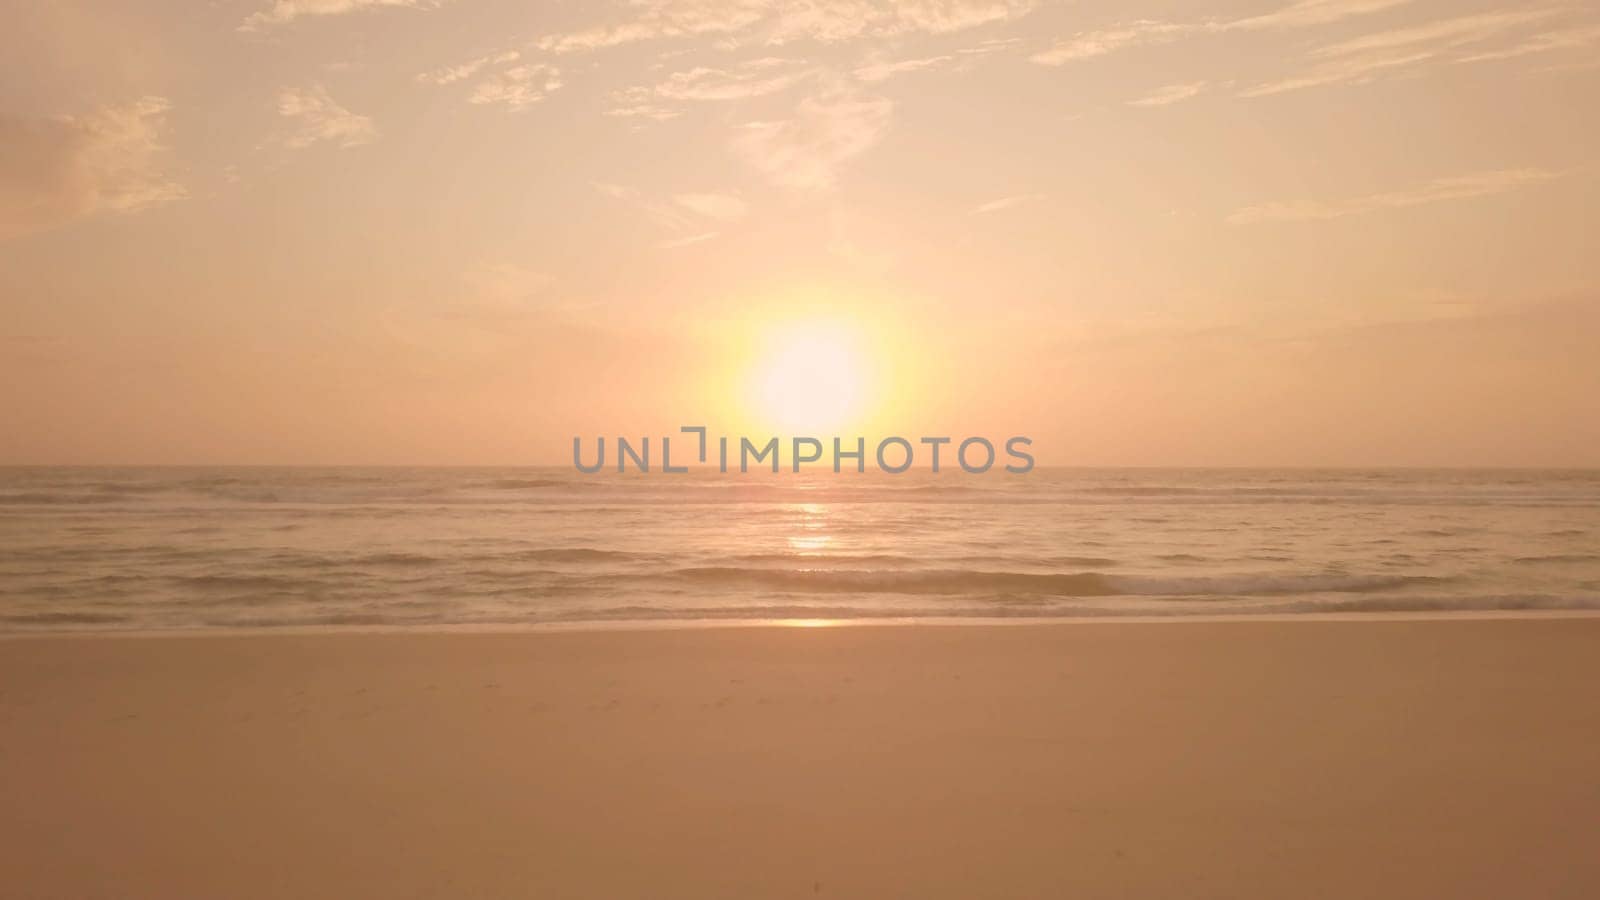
[3,619,1598,899]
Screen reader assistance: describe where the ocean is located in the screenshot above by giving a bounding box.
[2,467,1597,631]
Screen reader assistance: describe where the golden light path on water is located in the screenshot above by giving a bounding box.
[774,619,843,628]
[787,502,834,554]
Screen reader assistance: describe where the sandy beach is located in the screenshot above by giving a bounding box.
[1,618,1596,899]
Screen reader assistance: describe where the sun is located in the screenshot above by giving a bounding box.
[746,320,869,435]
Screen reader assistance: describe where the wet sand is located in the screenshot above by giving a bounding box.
[2,619,1598,898]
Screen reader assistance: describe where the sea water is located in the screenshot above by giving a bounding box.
[2,467,1597,630]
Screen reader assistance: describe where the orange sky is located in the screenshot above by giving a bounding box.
[2,0,1598,466]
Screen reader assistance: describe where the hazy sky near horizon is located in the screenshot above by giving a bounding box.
[2,0,1598,466]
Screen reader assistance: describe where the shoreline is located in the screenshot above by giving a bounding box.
[4,606,1600,640]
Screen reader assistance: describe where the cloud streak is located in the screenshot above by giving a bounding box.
[1130,81,1208,107]
[607,58,809,120]
[1031,0,1409,66]
[730,88,893,190]
[1238,49,1433,96]
[1313,9,1556,58]
[854,55,957,82]
[0,97,185,241]
[418,51,562,111]
[276,85,377,149]
[1456,23,1600,63]
[1224,0,1412,32]
[538,0,1037,53]
[415,51,521,86]
[1242,9,1563,96]
[242,0,447,31]
[674,193,747,221]
[1031,20,1194,65]
[468,64,563,110]
[1228,168,1561,224]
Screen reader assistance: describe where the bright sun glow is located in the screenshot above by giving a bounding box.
[747,321,869,434]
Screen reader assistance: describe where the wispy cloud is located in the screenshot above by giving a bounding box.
[1224,0,1412,32]
[0,97,185,241]
[1456,23,1600,63]
[415,51,521,86]
[874,0,1037,38]
[1242,9,1562,96]
[604,101,683,122]
[1031,20,1194,65]
[674,193,747,221]
[1031,0,1407,66]
[959,37,1024,55]
[468,64,563,110]
[535,4,757,54]
[854,55,956,82]
[241,0,447,31]
[538,0,1037,54]
[1314,9,1556,58]
[418,49,562,110]
[970,193,1044,215]
[851,42,1011,83]
[1228,168,1561,224]
[1238,50,1433,96]
[654,60,808,101]
[607,57,809,120]
[1129,81,1209,107]
[276,85,376,149]
[730,88,893,190]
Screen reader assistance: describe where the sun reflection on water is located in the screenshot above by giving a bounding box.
[786,502,834,554]
[776,618,841,628]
